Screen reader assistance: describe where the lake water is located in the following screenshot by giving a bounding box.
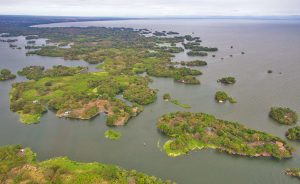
[1,19,300,183]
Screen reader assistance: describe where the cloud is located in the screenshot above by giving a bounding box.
[0,0,299,16]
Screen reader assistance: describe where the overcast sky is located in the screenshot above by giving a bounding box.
[0,0,299,17]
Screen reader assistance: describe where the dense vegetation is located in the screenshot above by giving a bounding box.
[269,107,298,125]
[285,168,300,179]
[1,25,211,85]
[163,93,171,101]
[5,25,216,124]
[178,60,207,67]
[183,43,218,52]
[10,67,151,125]
[286,126,300,141]
[17,65,88,80]
[123,85,157,105]
[215,91,237,103]
[0,69,16,81]
[174,75,200,85]
[187,51,208,57]
[0,145,174,184]
[105,129,122,140]
[217,77,236,85]
[157,112,294,159]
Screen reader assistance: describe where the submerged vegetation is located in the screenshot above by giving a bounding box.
[0,69,16,81]
[157,112,294,158]
[269,107,298,125]
[105,129,122,140]
[0,145,174,184]
[163,93,191,109]
[286,126,300,141]
[215,91,237,103]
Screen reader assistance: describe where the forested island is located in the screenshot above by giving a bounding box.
[157,112,294,158]
[215,91,237,103]
[0,145,173,184]
[177,60,207,67]
[286,126,300,140]
[217,77,236,85]
[285,168,300,180]
[105,129,122,140]
[269,107,298,125]
[0,69,16,81]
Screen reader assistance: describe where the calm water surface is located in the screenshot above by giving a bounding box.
[1,19,300,184]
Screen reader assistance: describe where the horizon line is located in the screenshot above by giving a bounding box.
[1,14,300,20]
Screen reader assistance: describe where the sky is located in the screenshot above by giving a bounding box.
[0,0,299,17]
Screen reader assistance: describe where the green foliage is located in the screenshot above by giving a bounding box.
[163,93,171,101]
[170,100,191,109]
[179,60,207,67]
[123,85,157,105]
[157,112,294,159]
[18,65,88,80]
[10,71,146,125]
[7,26,208,84]
[217,77,236,85]
[27,46,67,57]
[187,51,208,57]
[269,107,298,125]
[0,145,174,184]
[163,93,191,108]
[81,106,99,119]
[174,75,200,84]
[286,126,300,140]
[0,145,36,175]
[183,43,217,52]
[215,91,236,103]
[0,69,16,81]
[105,129,122,140]
[285,168,300,179]
[160,46,184,53]
[19,112,43,124]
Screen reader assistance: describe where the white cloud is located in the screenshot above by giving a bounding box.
[0,0,299,16]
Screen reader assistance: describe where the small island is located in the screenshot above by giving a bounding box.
[187,51,208,57]
[0,69,16,81]
[0,145,173,184]
[269,107,298,125]
[179,60,207,67]
[215,91,237,103]
[174,75,200,85]
[157,112,294,159]
[285,168,300,179]
[105,129,122,140]
[163,93,191,109]
[217,76,236,85]
[286,126,300,141]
